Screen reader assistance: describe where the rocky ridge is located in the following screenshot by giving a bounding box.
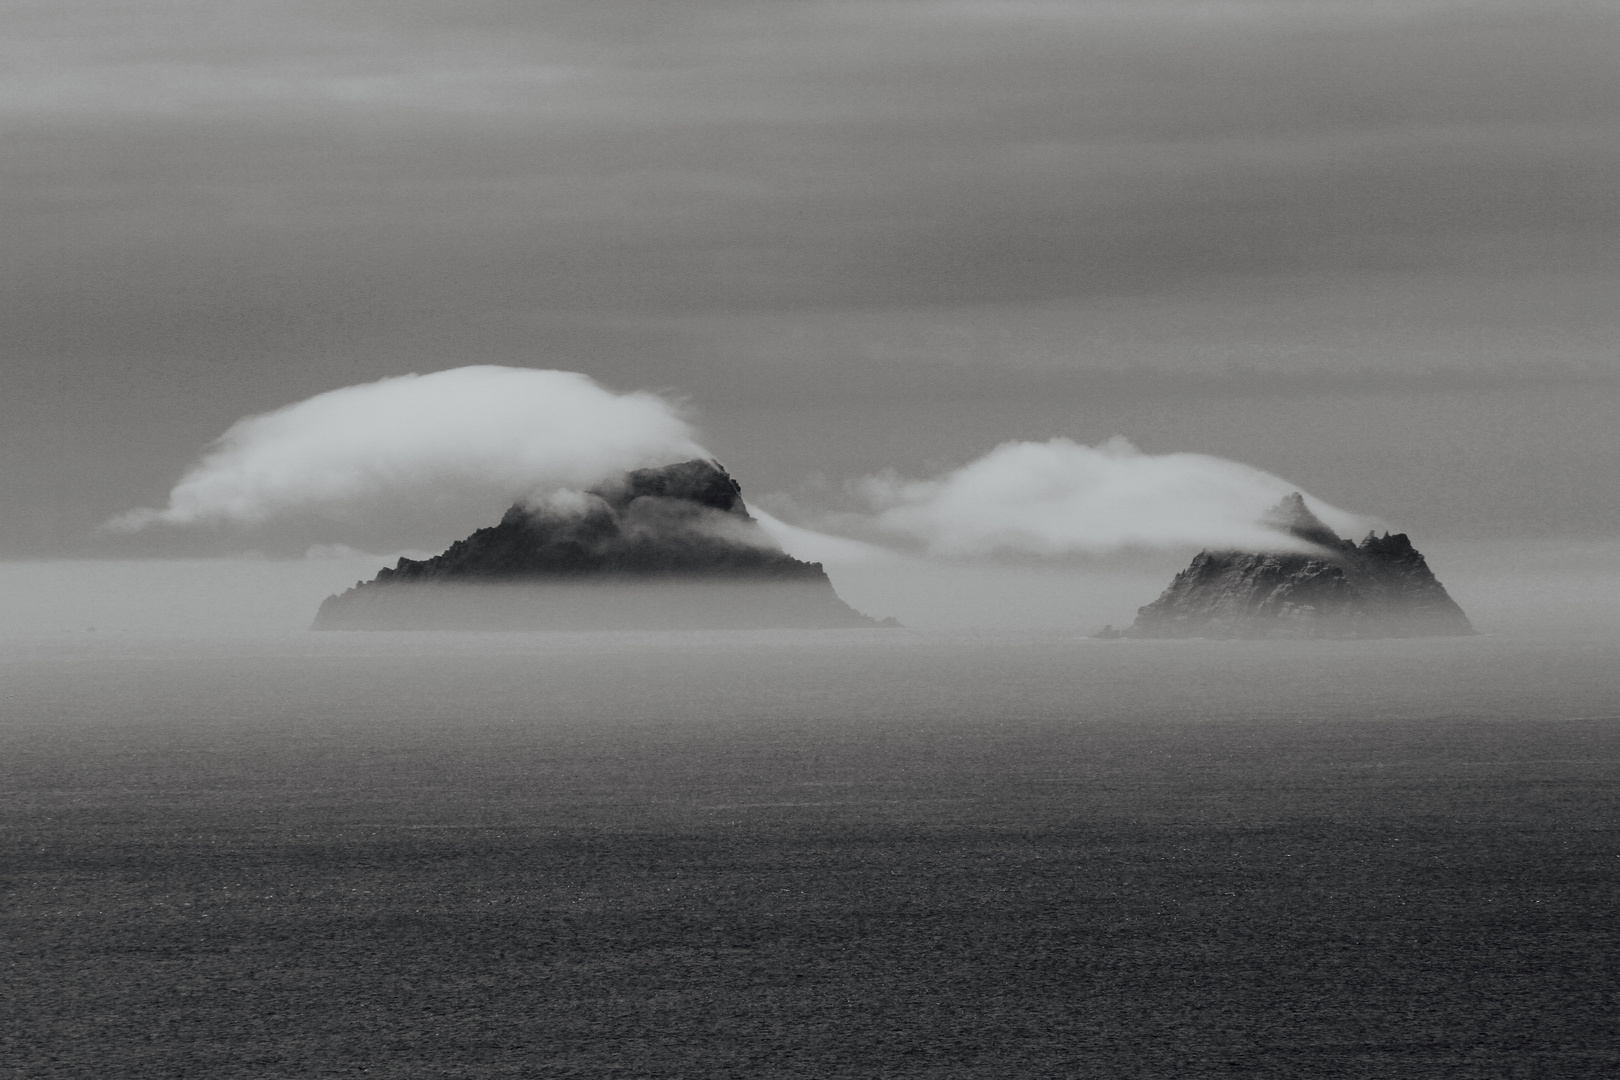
[1112,494,1474,639]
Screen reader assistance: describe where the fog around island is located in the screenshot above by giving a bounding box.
[0,364,1612,639]
[4,538,1619,641]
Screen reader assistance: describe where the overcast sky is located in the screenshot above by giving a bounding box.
[3,0,1616,557]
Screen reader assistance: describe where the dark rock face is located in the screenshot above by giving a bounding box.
[371,459,820,583]
[314,460,878,630]
[1119,494,1474,639]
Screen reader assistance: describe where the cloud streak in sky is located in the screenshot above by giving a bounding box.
[107,367,704,531]
[861,437,1367,556]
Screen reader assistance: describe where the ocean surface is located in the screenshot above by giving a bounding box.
[4,628,1617,1078]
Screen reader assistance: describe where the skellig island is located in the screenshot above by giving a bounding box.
[1108,493,1474,639]
[313,459,882,630]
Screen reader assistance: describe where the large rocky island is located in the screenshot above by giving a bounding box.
[1112,493,1474,639]
[314,460,881,630]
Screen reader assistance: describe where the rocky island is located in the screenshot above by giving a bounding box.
[1109,493,1474,639]
[313,459,882,630]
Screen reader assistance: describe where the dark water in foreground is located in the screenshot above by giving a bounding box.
[4,630,1617,1078]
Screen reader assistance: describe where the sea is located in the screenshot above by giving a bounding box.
[4,625,1617,1078]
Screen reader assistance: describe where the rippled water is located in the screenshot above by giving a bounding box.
[5,629,1617,1077]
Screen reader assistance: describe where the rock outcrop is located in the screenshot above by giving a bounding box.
[313,460,881,630]
[1114,493,1474,639]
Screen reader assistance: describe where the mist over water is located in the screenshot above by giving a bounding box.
[4,626,1617,1076]
[4,536,1619,639]
[10,0,1616,1067]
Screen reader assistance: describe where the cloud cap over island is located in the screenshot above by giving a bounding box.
[105,367,705,533]
[107,367,1370,561]
[859,437,1367,558]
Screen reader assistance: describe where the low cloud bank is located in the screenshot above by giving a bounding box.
[107,370,1366,561]
[861,437,1366,556]
[107,367,704,532]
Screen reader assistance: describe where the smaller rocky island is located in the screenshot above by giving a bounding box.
[314,460,883,630]
[1107,493,1474,639]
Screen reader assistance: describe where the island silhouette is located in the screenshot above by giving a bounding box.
[1105,493,1474,639]
[313,460,883,631]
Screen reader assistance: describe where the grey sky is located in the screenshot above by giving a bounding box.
[3,0,1616,556]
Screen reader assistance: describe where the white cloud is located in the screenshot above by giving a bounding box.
[106,367,1373,568]
[863,436,1368,555]
[107,366,705,532]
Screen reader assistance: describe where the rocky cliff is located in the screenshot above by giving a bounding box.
[313,460,880,630]
[1115,494,1474,639]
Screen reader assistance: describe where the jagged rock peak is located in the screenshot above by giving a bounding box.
[499,458,746,528]
[608,458,747,515]
[1112,498,1474,640]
